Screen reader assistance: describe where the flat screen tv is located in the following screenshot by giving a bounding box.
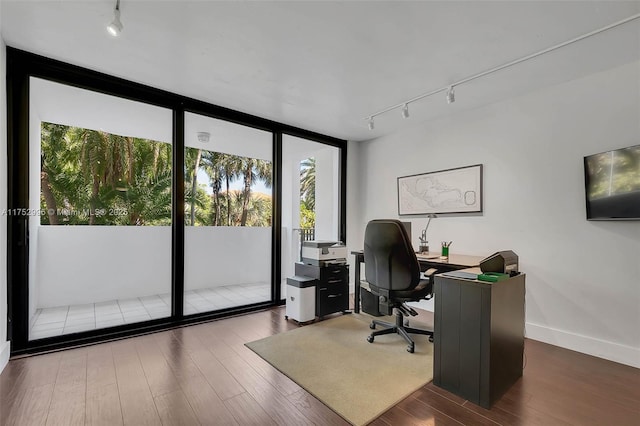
[584,144,640,220]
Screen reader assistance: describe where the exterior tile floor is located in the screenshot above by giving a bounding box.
[29,282,270,340]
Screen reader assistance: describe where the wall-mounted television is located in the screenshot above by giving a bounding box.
[584,144,640,220]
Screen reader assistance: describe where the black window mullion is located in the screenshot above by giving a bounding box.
[272,132,283,302]
[172,107,185,318]
[6,62,30,349]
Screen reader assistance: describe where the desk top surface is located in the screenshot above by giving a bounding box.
[416,252,484,268]
[351,250,484,268]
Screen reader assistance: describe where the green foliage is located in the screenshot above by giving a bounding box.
[300,157,315,210]
[40,122,273,227]
[299,157,315,228]
[300,200,315,229]
[185,147,272,227]
[40,122,172,225]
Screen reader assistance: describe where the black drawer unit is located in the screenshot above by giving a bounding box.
[433,273,525,408]
[295,262,349,318]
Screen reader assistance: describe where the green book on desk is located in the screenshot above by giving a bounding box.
[477,272,510,282]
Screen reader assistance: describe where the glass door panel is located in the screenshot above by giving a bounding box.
[281,135,341,299]
[28,78,173,340]
[184,112,273,314]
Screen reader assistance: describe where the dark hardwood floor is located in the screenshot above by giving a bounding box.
[1,306,639,425]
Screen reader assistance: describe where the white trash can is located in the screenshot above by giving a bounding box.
[285,275,317,323]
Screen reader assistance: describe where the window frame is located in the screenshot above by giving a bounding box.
[6,47,347,355]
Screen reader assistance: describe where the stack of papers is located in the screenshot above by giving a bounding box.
[440,271,478,280]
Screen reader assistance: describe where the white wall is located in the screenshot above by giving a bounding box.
[35,226,271,307]
[36,227,172,307]
[314,147,340,241]
[0,1,10,373]
[184,226,271,290]
[348,61,640,368]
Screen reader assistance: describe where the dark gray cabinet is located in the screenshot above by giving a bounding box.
[294,262,349,318]
[433,273,525,408]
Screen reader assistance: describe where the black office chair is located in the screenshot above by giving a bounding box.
[364,219,435,353]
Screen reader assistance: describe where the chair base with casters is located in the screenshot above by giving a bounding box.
[366,302,434,353]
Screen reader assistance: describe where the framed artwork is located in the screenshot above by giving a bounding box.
[397,164,483,215]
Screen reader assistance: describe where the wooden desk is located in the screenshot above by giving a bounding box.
[351,250,484,313]
[415,252,484,270]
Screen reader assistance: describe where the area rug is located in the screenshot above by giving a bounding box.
[245,313,433,425]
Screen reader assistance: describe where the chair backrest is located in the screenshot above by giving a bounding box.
[364,219,421,292]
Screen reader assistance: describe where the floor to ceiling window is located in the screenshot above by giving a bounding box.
[281,135,343,298]
[183,112,273,314]
[28,78,173,340]
[6,48,346,355]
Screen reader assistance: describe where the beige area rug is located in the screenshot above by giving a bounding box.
[245,313,434,426]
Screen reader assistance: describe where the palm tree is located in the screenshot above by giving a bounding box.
[40,123,68,224]
[40,122,174,226]
[221,154,242,226]
[240,158,272,226]
[200,151,224,225]
[185,147,202,226]
[239,157,255,226]
[300,157,315,210]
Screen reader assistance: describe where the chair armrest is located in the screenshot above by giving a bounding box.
[422,268,438,278]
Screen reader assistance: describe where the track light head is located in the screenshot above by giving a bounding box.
[401,103,410,119]
[446,86,455,104]
[367,117,375,131]
[107,0,123,36]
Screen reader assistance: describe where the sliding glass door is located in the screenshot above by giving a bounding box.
[7,48,346,354]
[183,113,273,314]
[28,78,173,340]
[281,135,342,298]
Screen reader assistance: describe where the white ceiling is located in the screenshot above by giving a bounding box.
[2,1,640,142]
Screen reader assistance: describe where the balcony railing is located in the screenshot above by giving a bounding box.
[293,228,315,261]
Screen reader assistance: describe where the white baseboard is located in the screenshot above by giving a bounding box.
[0,341,10,374]
[526,322,640,368]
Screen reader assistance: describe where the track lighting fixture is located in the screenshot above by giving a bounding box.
[107,0,123,37]
[401,103,410,119]
[362,12,640,129]
[446,86,455,104]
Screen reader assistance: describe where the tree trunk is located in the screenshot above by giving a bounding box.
[126,137,134,185]
[40,170,59,225]
[226,175,231,226]
[190,149,202,226]
[213,188,221,226]
[89,167,100,225]
[212,169,221,226]
[240,163,252,226]
[152,143,160,176]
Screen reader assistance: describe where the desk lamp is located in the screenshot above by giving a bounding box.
[418,214,437,253]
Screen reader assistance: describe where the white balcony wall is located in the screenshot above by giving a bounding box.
[35,226,171,308]
[184,226,271,290]
[36,226,270,307]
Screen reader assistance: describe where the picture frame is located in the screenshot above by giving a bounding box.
[397,164,483,215]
